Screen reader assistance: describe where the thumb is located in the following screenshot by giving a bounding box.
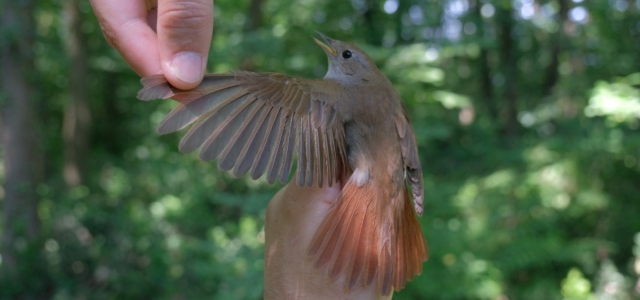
[157,0,213,90]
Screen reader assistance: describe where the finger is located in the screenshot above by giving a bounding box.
[265,182,338,297]
[157,0,213,90]
[89,0,162,77]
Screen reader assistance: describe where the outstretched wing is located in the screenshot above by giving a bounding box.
[137,72,348,187]
[395,104,424,215]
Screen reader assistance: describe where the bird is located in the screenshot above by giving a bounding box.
[137,32,428,296]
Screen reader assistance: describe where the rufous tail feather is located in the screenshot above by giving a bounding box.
[308,177,428,295]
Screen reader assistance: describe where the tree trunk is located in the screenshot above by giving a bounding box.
[363,0,384,46]
[542,0,568,97]
[497,4,519,137]
[62,0,92,187]
[240,0,265,71]
[246,0,264,31]
[474,3,498,121]
[0,0,46,294]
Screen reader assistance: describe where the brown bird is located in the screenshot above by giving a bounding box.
[137,32,428,295]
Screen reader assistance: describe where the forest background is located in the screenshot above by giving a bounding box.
[1,0,640,299]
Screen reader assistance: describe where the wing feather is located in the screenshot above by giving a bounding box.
[395,105,424,216]
[313,125,323,188]
[157,86,244,134]
[251,108,280,179]
[278,115,297,183]
[200,95,258,161]
[305,116,315,187]
[265,110,287,184]
[232,105,271,177]
[217,100,264,170]
[296,117,308,186]
[178,91,248,153]
[137,73,346,187]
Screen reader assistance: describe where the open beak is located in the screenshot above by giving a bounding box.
[312,31,337,56]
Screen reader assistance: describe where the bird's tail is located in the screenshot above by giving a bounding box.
[307,176,428,295]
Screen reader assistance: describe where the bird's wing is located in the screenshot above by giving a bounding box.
[395,104,424,215]
[137,72,348,187]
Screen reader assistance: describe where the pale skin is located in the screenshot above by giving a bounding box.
[89,0,213,90]
[90,1,389,298]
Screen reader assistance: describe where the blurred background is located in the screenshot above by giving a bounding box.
[1,0,640,299]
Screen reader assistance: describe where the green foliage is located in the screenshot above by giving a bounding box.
[586,73,640,125]
[2,0,640,299]
[562,268,594,300]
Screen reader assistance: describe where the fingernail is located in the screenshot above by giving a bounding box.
[169,51,204,84]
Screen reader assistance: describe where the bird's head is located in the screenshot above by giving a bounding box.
[313,32,380,82]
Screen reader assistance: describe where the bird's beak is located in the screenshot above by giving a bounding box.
[312,31,337,57]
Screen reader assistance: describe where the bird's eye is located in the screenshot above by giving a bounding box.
[342,50,353,59]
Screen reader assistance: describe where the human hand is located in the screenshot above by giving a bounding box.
[90,0,213,89]
[264,180,393,300]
